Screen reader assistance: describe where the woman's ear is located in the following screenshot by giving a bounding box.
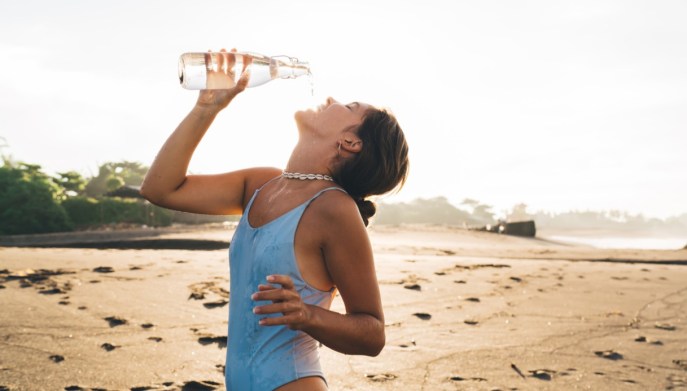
[339,132,363,153]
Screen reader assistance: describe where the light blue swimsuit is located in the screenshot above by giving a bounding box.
[225,184,343,390]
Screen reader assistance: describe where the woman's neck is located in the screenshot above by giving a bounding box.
[285,139,335,175]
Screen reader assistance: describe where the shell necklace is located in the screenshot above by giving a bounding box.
[281,171,334,182]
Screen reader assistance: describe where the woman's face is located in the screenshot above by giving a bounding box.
[295,97,371,138]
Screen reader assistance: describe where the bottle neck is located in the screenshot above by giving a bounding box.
[272,56,310,79]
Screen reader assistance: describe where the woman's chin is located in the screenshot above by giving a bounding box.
[294,109,315,126]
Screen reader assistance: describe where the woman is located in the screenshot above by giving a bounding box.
[140,50,409,390]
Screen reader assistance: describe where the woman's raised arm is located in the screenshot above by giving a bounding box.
[140,52,280,215]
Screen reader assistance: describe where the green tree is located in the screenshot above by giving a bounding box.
[84,161,148,197]
[106,176,125,192]
[375,197,479,226]
[0,164,72,235]
[460,198,495,224]
[53,170,88,198]
[0,136,10,166]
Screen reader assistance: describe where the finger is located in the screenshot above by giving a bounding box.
[219,51,228,74]
[242,55,252,72]
[253,301,300,315]
[266,275,295,290]
[251,287,298,302]
[236,67,251,90]
[257,284,276,291]
[205,51,213,72]
[227,51,237,75]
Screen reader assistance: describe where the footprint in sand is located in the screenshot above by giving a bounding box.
[141,323,154,329]
[131,386,174,391]
[403,284,421,291]
[605,311,624,317]
[674,359,687,370]
[464,297,480,302]
[398,340,417,348]
[454,280,467,284]
[188,281,230,302]
[655,322,677,331]
[104,316,128,327]
[39,287,66,295]
[93,266,114,273]
[148,337,163,342]
[594,350,623,360]
[464,319,479,325]
[366,373,397,382]
[195,331,227,348]
[667,374,687,389]
[49,354,65,363]
[529,369,556,381]
[203,300,229,309]
[449,375,487,382]
[180,380,222,390]
[413,313,431,320]
[101,343,118,352]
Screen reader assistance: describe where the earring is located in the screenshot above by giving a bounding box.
[337,142,342,157]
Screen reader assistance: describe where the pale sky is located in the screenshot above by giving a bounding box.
[1,0,685,218]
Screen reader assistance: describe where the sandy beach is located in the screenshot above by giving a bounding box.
[1,225,686,390]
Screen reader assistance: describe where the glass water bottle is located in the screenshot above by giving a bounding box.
[178,51,310,89]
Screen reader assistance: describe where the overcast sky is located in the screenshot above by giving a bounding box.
[1,0,685,218]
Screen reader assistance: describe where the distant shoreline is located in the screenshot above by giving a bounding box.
[1,223,684,252]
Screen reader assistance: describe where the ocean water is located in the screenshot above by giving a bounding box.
[548,235,687,250]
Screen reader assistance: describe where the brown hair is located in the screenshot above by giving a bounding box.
[333,108,409,226]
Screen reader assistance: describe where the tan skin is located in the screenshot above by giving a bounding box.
[140,50,384,390]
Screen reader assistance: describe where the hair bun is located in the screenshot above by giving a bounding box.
[355,198,376,227]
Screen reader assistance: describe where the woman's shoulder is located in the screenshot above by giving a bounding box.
[240,165,282,189]
[309,187,363,224]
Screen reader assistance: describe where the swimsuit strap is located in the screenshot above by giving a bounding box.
[306,186,348,204]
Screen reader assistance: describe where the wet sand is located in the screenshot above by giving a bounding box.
[1,225,686,390]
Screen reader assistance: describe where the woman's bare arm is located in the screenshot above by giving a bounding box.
[252,192,385,356]
[140,52,280,215]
